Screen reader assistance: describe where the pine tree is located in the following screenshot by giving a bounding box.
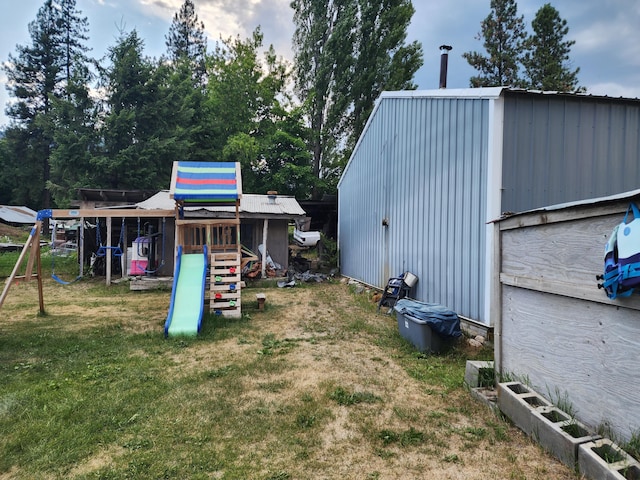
[95,30,159,189]
[58,0,90,93]
[3,0,90,210]
[522,3,582,92]
[48,62,98,207]
[165,0,207,85]
[463,0,527,87]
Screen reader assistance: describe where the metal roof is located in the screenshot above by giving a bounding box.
[0,205,37,224]
[340,86,640,190]
[137,190,306,217]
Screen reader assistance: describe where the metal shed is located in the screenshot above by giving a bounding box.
[338,87,640,326]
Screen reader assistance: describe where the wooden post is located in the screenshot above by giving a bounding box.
[0,222,39,309]
[79,218,85,277]
[35,228,45,314]
[24,222,40,281]
[122,219,128,278]
[261,218,269,278]
[106,217,112,285]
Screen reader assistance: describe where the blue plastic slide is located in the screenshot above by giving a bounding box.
[164,245,208,337]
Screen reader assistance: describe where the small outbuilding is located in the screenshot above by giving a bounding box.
[136,190,307,275]
[338,87,640,326]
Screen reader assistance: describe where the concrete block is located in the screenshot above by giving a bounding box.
[497,382,552,436]
[578,438,640,480]
[464,360,494,388]
[531,408,600,469]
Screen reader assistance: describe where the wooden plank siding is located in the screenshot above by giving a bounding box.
[497,194,640,442]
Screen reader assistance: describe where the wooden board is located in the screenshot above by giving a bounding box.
[498,200,640,443]
[500,214,640,310]
[501,285,640,441]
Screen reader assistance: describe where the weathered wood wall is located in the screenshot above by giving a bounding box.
[498,195,640,442]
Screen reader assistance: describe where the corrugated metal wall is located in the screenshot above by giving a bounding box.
[502,92,640,212]
[339,95,490,321]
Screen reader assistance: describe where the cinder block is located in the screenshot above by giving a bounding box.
[578,438,640,480]
[531,410,600,469]
[464,360,494,388]
[497,382,552,436]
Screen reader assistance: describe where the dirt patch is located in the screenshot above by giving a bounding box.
[65,445,126,478]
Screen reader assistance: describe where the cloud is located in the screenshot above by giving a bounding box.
[587,82,640,100]
[134,0,294,58]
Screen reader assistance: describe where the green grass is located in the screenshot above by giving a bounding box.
[0,325,168,475]
[0,278,578,480]
[1,248,83,279]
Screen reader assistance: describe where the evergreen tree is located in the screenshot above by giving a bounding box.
[48,62,98,207]
[522,3,582,92]
[94,30,169,189]
[3,0,90,209]
[58,0,90,92]
[161,59,210,162]
[165,0,207,86]
[0,135,16,204]
[463,0,526,87]
[0,126,42,206]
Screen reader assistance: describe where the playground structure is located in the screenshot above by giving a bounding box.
[0,161,243,337]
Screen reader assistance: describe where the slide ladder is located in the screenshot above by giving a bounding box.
[210,252,242,318]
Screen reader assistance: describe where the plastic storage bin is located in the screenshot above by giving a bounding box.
[396,311,453,354]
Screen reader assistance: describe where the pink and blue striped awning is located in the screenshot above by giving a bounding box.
[170,161,242,204]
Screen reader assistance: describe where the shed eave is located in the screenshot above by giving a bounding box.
[379,86,505,101]
[495,187,640,224]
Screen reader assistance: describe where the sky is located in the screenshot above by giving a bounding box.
[1,0,640,129]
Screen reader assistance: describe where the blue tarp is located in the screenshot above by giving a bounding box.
[394,298,462,339]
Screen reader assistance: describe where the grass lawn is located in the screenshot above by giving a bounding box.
[0,271,579,479]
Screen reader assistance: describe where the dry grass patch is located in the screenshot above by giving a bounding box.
[0,277,580,479]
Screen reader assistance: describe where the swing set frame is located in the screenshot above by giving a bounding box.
[0,208,174,313]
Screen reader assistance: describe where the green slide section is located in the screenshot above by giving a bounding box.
[165,248,207,337]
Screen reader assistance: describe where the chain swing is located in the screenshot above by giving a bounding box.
[50,220,83,285]
[95,217,125,258]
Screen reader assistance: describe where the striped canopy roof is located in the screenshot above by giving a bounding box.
[169,161,242,204]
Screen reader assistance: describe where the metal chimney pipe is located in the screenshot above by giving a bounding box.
[439,45,452,89]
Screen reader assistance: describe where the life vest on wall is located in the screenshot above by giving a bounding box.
[598,203,640,299]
